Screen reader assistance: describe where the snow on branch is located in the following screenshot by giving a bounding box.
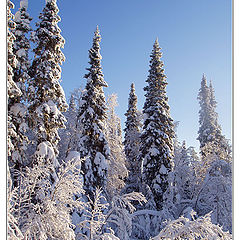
[152,210,232,240]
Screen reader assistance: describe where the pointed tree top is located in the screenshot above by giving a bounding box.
[209,79,213,88]
[154,37,159,47]
[94,25,101,40]
[20,0,28,9]
[95,25,100,34]
[202,73,207,85]
[131,82,135,90]
[45,0,54,5]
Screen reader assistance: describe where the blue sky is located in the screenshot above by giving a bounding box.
[12,0,232,150]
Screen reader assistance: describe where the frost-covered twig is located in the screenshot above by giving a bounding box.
[152,211,232,240]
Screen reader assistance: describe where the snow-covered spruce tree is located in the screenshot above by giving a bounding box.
[12,0,32,100]
[76,26,109,199]
[124,83,142,188]
[7,0,21,101]
[209,80,232,162]
[105,94,128,200]
[9,0,32,188]
[28,0,68,171]
[140,39,174,210]
[197,75,231,165]
[7,0,22,159]
[197,74,213,149]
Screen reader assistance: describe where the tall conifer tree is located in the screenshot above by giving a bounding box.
[197,75,231,163]
[29,0,68,153]
[13,0,32,100]
[7,0,20,101]
[76,26,109,198]
[8,0,32,185]
[140,39,174,210]
[124,83,141,186]
[7,0,22,169]
[209,80,231,162]
[197,74,216,149]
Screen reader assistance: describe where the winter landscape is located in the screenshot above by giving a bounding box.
[7,0,232,239]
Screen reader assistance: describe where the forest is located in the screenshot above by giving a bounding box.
[7,0,232,239]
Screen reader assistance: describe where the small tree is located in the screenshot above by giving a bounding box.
[124,83,142,188]
[105,94,128,200]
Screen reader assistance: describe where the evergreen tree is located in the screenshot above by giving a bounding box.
[105,94,128,200]
[8,0,32,187]
[140,39,174,210]
[76,26,109,199]
[7,0,21,101]
[13,0,32,100]
[7,0,22,158]
[209,80,232,162]
[197,74,213,149]
[197,75,231,169]
[28,0,68,154]
[124,83,141,187]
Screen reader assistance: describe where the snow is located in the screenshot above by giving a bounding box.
[149,147,159,156]
[35,141,55,160]
[20,0,28,9]
[10,103,25,117]
[16,49,26,58]
[45,0,54,4]
[94,152,105,165]
[101,233,120,240]
[66,151,81,164]
[14,11,21,22]
[160,164,167,174]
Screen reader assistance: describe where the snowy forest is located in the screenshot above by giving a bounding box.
[7,0,232,239]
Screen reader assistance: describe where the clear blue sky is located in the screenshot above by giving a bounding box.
[12,0,232,151]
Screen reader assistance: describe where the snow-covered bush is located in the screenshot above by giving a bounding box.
[194,159,232,233]
[78,188,110,240]
[16,150,85,240]
[7,166,24,240]
[152,211,232,240]
[106,192,146,240]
